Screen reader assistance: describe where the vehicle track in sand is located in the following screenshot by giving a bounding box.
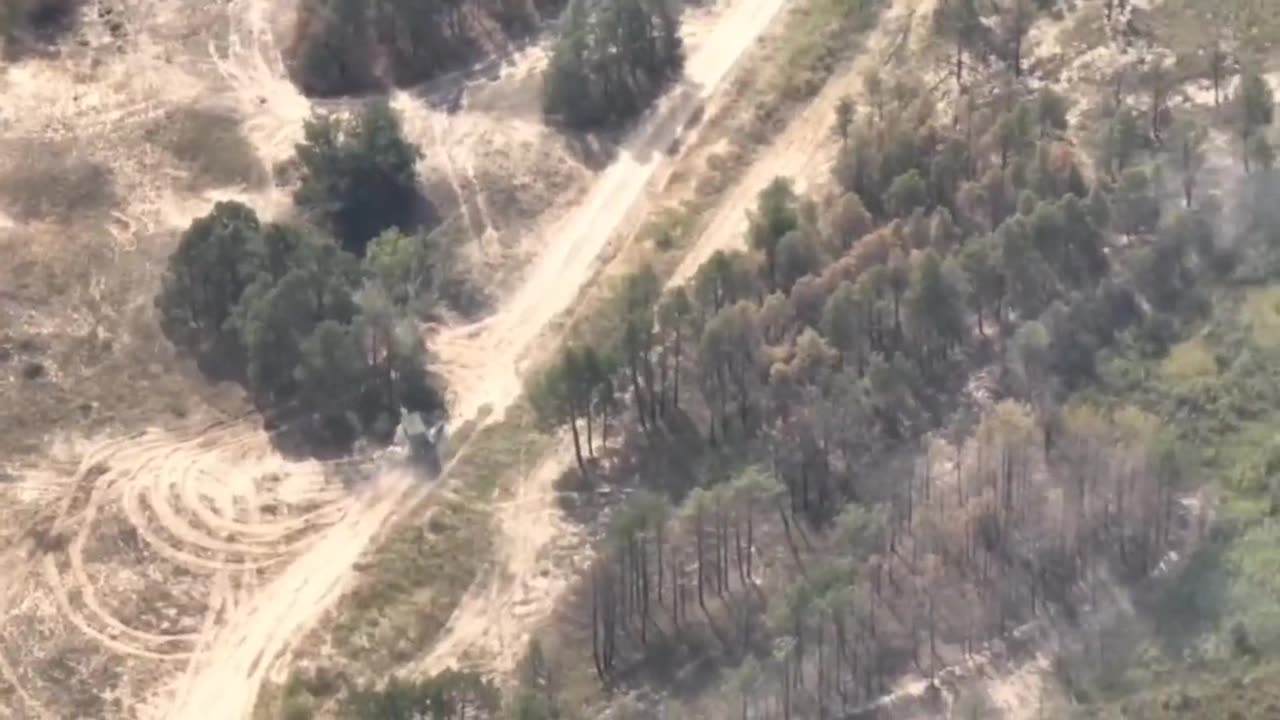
[418,444,585,676]
[44,423,357,641]
[1,411,366,717]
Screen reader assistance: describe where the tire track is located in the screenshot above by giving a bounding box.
[41,557,191,662]
[25,420,359,711]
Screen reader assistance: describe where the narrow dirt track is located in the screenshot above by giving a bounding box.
[417,445,582,676]
[670,0,934,286]
[165,0,791,715]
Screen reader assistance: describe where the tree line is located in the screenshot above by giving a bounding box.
[157,100,444,447]
[542,0,684,129]
[289,0,566,97]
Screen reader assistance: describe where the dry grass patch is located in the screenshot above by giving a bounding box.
[145,106,268,191]
[1240,286,1280,350]
[1160,336,1218,382]
[0,223,245,462]
[0,140,116,223]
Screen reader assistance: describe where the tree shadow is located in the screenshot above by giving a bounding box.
[1146,528,1234,658]
[171,329,445,463]
[2,0,82,62]
[407,187,442,239]
[553,408,709,524]
[546,76,709,172]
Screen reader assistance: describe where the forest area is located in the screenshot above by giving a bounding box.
[499,1,1280,719]
[291,0,686,131]
[252,0,1280,717]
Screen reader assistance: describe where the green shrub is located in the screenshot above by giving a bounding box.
[293,100,425,256]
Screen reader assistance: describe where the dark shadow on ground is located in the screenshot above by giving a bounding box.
[545,77,709,172]
[2,0,82,62]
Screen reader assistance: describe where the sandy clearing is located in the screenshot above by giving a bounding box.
[0,415,363,718]
[163,466,422,720]
[670,0,935,287]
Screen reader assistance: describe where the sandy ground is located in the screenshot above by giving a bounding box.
[429,0,794,422]
[416,443,587,676]
[0,0,793,717]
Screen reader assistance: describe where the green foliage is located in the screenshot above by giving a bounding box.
[886,169,929,218]
[822,192,873,251]
[772,0,886,102]
[289,0,558,96]
[344,670,500,720]
[294,100,425,256]
[748,178,801,291]
[156,201,261,349]
[904,249,967,366]
[1112,167,1161,238]
[1098,105,1148,178]
[1238,71,1276,141]
[528,343,615,474]
[290,0,375,96]
[157,201,441,448]
[365,227,443,312]
[542,0,684,128]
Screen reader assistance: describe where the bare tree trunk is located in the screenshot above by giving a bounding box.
[569,413,587,477]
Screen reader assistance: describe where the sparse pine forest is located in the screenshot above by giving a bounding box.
[500,4,1280,720]
[267,0,1280,716]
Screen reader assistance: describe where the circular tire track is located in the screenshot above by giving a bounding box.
[33,421,362,702]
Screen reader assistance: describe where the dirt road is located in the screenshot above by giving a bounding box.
[166,0,791,715]
[430,0,792,420]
